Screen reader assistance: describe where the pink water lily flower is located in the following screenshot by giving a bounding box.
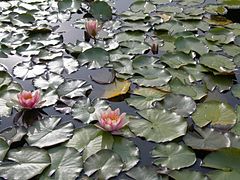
[17,90,41,109]
[97,108,127,132]
[85,19,99,38]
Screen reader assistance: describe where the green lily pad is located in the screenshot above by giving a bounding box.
[132,66,172,87]
[84,149,123,179]
[0,82,22,117]
[90,1,112,21]
[25,117,74,148]
[203,148,240,179]
[217,0,240,8]
[192,101,237,128]
[0,71,12,89]
[57,79,92,98]
[231,84,240,98]
[33,73,64,90]
[72,98,109,124]
[231,105,240,135]
[13,62,46,79]
[0,138,9,161]
[179,0,204,6]
[0,147,50,180]
[206,27,235,44]
[152,143,196,170]
[0,126,27,145]
[126,87,167,110]
[126,166,162,180]
[160,52,195,68]
[169,169,208,180]
[183,127,230,150]
[77,47,110,69]
[129,109,187,143]
[40,146,82,180]
[175,37,209,55]
[163,94,196,117]
[48,57,79,74]
[130,1,156,14]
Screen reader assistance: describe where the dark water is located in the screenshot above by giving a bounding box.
[0,0,240,179]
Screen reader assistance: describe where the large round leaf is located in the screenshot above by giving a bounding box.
[89,1,112,21]
[169,169,208,180]
[25,117,74,148]
[0,147,50,180]
[0,138,9,161]
[126,166,162,180]
[40,146,82,180]
[152,143,196,170]
[129,109,187,143]
[160,51,195,68]
[200,53,236,74]
[192,101,237,128]
[112,136,139,171]
[84,149,123,179]
[175,37,209,55]
[183,127,230,150]
[203,148,240,179]
[163,94,196,117]
[0,71,12,89]
[77,47,110,69]
[71,98,109,124]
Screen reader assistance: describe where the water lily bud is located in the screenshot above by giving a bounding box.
[17,90,41,109]
[151,41,158,54]
[97,107,127,132]
[85,19,99,38]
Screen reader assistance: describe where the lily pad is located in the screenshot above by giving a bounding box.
[84,149,123,179]
[160,51,195,68]
[89,1,112,21]
[126,166,162,180]
[183,126,230,150]
[163,94,196,117]
[40,146,82,180]
[126,87,167,110]
[33,73,64,90]
[175,37,209,55]
[102,79,131,99]
[169,169,208,180]
[200,53,236,74]
[25,117,74,148]
[192,101,237,128]
[129,109,187,143]
[152,143,196,170]
[0,138,9,161]
[72,98,109,124]
[57,79,92,98]
[77,47,110,69]
[0,147,50,180]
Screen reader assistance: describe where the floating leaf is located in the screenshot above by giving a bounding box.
[192,101,237,128]
[57,79,92,98]
[90,1,112,21]
[48,57,79,74]
[132,66,172,87]
[163,94,196,117]
[130,1,156,14]
[13,62,46,79]
[84,149,123,179]
[126,87,167,110]
[231,84,240,98]
[102,79,131,99]
[26,117,74,148]
[169,169,208,180]
[183,127,230,150]
[152,143,196,170]
[129,109,187,143]
[160,52,195,68]
[40,146,82,180]
[0,71,12,89]
[33,73,64,90]
[77,47,110,69]
[0,82,22,117]
[203,148,240,179]
[206,27,235,44]
[0,126,27,145]
[175,37,209,55]
[0,138,9,161]
[0,147,50,180]
[200,53,236,74]
[126,166,162,180]
[72,98,109,124]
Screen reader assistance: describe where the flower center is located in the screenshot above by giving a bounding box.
[24,94,33,100]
